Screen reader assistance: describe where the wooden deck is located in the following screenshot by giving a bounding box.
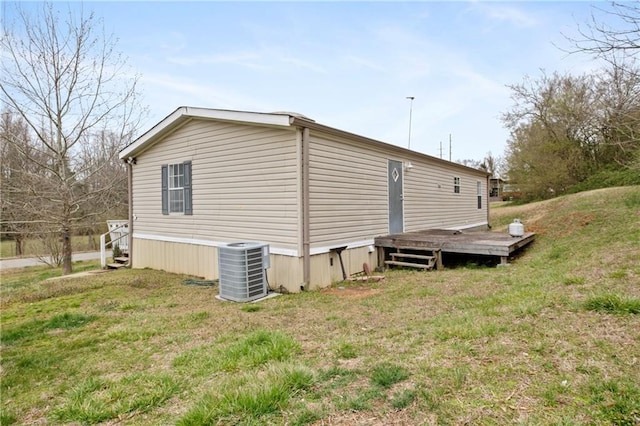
[375,229,535,268]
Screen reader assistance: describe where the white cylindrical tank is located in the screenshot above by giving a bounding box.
[508,219,525,237]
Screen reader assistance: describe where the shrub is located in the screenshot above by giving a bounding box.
[112,243,122,258]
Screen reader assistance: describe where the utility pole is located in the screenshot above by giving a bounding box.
[406,96,415,149]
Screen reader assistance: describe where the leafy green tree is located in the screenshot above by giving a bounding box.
[502,60,640,201]
[502,72,599,200]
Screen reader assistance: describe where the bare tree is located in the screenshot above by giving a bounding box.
[0,3,144,274]
[596,61,640,166]
[568,2,640,58]
[565,3,640,172]
[456,158,483,170]
[0,111,36,256]
[481,152,502,178]
[455,153,502,177]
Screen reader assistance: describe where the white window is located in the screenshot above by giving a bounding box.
[454,177,461,194]
[477,181,482,209]
[169,163,185,213]
[162,161,192,215]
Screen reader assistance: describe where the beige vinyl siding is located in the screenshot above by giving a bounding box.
[132,119,299,250]
[404,158,488,230]
[308,132,389,249]
[307,131,488,249]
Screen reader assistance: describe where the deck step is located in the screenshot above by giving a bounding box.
[390,253,436,261]
[114,256,129,263]
[106,263,127,269]
[384,260,434,270]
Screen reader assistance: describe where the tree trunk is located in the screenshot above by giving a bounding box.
[15,236,23,256]
[62,227,72,275]
[88,232,97,250]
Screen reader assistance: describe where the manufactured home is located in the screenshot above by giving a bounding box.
[119,107,489,292]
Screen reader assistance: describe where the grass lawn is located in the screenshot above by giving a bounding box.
[1,235,100,259]
[1,186,639,425]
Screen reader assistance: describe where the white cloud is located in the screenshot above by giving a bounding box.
[138,72,277,124]
[103,1,600,161]
[159,31,188,55]
[343,55,387,72]
[165,46,326,74]
[270,49,327,74]
[166,52,266,70]
[468,3,539,28]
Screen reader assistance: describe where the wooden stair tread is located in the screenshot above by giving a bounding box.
[390,253,435,260]
[384,260,434,269]
[114,256,129,263]
[106,263,127,269]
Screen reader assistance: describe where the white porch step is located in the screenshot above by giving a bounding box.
[106,263,127,269]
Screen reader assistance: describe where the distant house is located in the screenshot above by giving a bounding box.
[490,177,504,201]
[119,107,490,292]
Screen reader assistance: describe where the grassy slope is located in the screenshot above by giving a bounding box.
[1,186,639,425]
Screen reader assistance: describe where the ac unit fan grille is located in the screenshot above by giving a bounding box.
[218,243,268,302]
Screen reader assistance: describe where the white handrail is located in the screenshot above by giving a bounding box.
[100,222,129,268]
[100,233,107,268]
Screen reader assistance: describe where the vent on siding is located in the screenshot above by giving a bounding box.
[218,242,270,302]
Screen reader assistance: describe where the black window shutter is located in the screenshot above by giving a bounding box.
[161,165,168,215]
[183,161,192,215]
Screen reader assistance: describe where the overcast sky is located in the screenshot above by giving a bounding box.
[4,1,616,162]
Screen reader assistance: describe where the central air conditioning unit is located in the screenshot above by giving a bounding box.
[218,242,270,302]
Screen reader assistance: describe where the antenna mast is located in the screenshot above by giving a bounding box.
[406,96,415,149]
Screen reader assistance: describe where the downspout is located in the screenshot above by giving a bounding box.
[127,159,134,266]
[302,127,311,290]
[486,174,490,229]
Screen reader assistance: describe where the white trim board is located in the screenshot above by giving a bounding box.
[133,233,299,257]
[309,239,375,256]
[133,233,378,257]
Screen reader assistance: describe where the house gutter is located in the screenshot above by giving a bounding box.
[301,127,311,290]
